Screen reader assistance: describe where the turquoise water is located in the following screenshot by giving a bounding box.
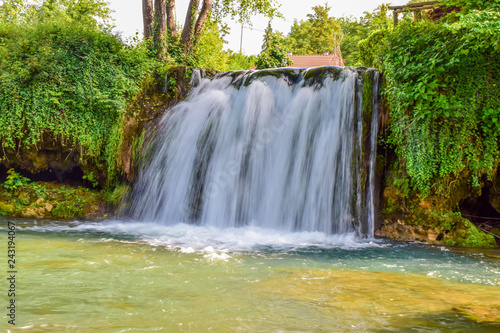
[2,219,500,332]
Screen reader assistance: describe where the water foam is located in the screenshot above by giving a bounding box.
[25,220,381,253]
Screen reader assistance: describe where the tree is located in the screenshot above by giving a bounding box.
[142,0,166,60]
[256,23,292,69]
[336,4,392,66]
[166,0,176,35]
[194,16,229,71]
[153,0,166,61]
[284,4,342,56]
[0,0,113,29]
[142,0,153,38]
[180,0,213,55]
[227,51,256,70]
[142,0,281,60]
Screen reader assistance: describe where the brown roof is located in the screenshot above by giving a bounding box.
[287,54,344,68]
[248,54,344,70]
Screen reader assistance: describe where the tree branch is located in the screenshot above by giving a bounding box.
[192,0,213,50]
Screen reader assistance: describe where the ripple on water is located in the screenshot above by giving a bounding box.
[1,218,499,331]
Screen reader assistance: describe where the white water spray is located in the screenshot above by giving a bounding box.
[128,67,379,237]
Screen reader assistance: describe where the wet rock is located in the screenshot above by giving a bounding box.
[376,220,441,243]
[21,206,45,219]
[376,215,496,248]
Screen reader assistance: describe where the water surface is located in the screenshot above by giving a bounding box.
[2,219,500,332]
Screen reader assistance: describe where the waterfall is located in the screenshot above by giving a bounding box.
[128,67,380,237]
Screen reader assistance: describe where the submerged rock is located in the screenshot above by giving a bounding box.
[454,305,500,326]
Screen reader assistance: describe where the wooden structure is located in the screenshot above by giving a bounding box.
[389,1,438,26]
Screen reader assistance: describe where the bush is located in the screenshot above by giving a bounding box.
[0,19,154,185]
[365,2,500,197]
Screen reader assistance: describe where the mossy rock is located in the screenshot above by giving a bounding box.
[379,161,496,248]
[51,202,84,219]
[0,179,118,220]
[442,218,496,248]
[0,201,15,215]
[18,192,31,205]
[20,206,46,219]
[377,213,496,248]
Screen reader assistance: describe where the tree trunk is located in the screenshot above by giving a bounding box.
[181,0,200,54]
[192,0,213,50]
[142,0,153,39]
[153,0,167,61]
[166,0,177,36]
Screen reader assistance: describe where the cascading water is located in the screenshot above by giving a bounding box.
[128,67,380,237]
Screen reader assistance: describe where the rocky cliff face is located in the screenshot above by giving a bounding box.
[376,162,498,248]
[116,67,217,184]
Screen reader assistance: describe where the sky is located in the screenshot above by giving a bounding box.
[107,0,408,55]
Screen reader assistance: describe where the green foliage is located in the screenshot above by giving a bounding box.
[335,16,366,66]
[281,4,391,65]
[443,0,500,13]
[358,28,389,67]
[194,18,230,71]
[0,17,154,186]
[429,211,496,248]
[338,4,392,66]
[284,4,342,55]
[82,171,99,188]
[227,51,256,70]
[211,0,282,25]
[0,0,114,30]
[3,168,30,192]
[0,201,15,215]
[30,182,48,198]
[103,183,130,206]
[256,23,292,69]
[370,1,500,197]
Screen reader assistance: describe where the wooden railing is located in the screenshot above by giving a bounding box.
[389,1,439,26]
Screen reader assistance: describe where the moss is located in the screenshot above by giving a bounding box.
[381,197,398,215]
[117,66,205,184]
[379,160,497,248]
[0,180,115,220]
[0,201,15,215]
[18,192,30,205]
[362,70,374,141]
[104,184,130,207]
[379,197,496,248]
[432,212,496,248]
[301,66,343,88]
